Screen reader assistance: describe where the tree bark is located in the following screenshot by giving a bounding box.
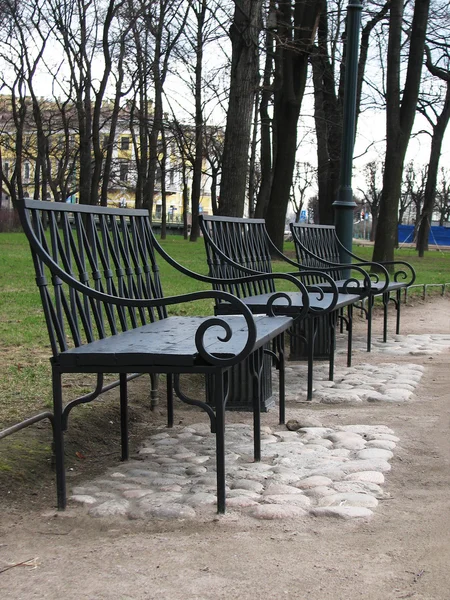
[189,1,206,242]
[417,55,450,257]
[218,0,262,217]
[254,0,276,218]
[265,0,322,250]
[373,0,430,264]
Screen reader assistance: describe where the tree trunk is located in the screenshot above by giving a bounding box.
[265,0,322,250]
[313,1,389,225]
[160,128,167,240]
[218,0,262,216]
[373,0,430,264]
[182,159,189,240]
[417,78,450,256]
[311,9,342,225]
[254,0,275,218]
[248,93,259,218]
[189,1,206,241]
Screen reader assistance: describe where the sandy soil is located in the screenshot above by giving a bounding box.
[1,296,449,600]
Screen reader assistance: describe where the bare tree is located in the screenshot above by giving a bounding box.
[218,0,263,217]
[435,168,450,226]
[254,0,276,219]
[358,159,382,241]
[141,0,190,216]
[416,5,450,256]
[291,161,315,222]
[402,162,426,241]
[372,0,430,264]
[264,0,323,250]
[203,124,224,215]
[311,0,390,224]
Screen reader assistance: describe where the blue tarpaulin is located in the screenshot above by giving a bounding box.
[398,224,450,246]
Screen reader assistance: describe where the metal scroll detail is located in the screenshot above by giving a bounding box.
[194,310,257,368]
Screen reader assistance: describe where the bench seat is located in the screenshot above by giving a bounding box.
[58,315,293,369]
[290,222,416,347]
[199,214,369,399]
[217,291,359,314]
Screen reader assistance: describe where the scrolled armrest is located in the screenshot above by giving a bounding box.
[379,261,416,286]
[153,237,313,322]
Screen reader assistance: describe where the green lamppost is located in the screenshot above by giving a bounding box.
[332,0,363,265]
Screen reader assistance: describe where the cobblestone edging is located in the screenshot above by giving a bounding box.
[337,332,450,357]
[69,334,450,522]
[284,363,425,404]
[71,421,397,522]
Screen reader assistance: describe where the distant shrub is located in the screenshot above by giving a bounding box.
[0,207,22,232]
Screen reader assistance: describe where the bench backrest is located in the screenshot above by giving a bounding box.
[19,199,167,359]
[199,215,276,298]
[290,223,345,281]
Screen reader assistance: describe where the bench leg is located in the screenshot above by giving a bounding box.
[120,373,129,461]
[396,289,401,334]
[307,317,317,401]
[367,297,373,353]
[214,371,226,514]
[166,374,174,428]
[328,312,336,381]
[277,334,286,425]
[251,350,262,462]
[339,307,344,334]
[383,292,389,342]
[347,304,353,367]
[52,367,66,510]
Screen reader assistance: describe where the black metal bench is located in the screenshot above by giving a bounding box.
[16,199,310,514]
[198,215,371,400]
[289,223,415,347]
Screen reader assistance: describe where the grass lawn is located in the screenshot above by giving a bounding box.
[1,232,449,428]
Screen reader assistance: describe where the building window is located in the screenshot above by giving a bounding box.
[121,136,130,151]
[119,162,129,182]
[24,162,30,181]
[3,161,9,179]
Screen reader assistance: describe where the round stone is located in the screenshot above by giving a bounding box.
[327,432,364,444]
[356,448,394,460]
[310,506,373,519]
[344,471,385,484]
[342,459,391,474]
[185,493,217,507]
[185,466,208,476]
[296,475,334,489]
[251,504,307,520]
[122,489,154,499]
[285,417,323,430]
[263,484,304,496]
[89,499,130,517]
[263,494,311,508]
[366,440,396,450]
[226,496,259,508]
[70,494,97,506]
[364,433,400,442]
[302,486,335,499]
[319,492,378,508]
[129,503,196,520]
[230,480,264,494]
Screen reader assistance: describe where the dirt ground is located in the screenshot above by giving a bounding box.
[1,296,450,600]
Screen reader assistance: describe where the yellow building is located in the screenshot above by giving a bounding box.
[0,95,214,222]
